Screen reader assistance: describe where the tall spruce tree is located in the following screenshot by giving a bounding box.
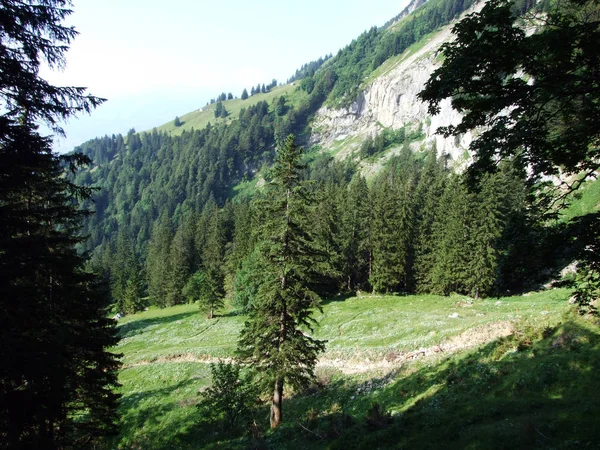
[237,135,326,428]
[311,182,344,294]
[146,213,173,307]
[340,175,372,291]
[0,1,120,447]
[167,220,194,306]
[370,157,417,293]
[429,175,472,295]
[414,146,448,293]
[199,201,225,315]
[467,172,507,298]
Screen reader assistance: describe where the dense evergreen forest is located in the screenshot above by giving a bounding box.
[77,130,555,316]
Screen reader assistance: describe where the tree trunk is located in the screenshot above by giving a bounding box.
[270,377,284,428]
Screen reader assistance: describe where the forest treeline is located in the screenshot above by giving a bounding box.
[78,131,552,315]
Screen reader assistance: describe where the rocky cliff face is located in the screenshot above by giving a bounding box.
[310,3,485,167]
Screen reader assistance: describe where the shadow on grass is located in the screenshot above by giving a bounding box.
[500,211,600,295]
[219,310,243,318]
[272,316,600,449]
[118,311,199,339]
[112,314,600,449]
[113,378,206,450]
[321,292,360,306]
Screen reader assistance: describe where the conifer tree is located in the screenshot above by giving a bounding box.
[467,172,506,298]
[370,159,416,293]
[340,175,372,291]
[200,201,226,311]
[0,1,120,446]
[146,213,173,307]
[311,182,344,293]
[123,265,145,314]
[111,231,137,311]
[167,220,194,306]
[241,88,249,100]
[183,271,223,318]
[429,176,472,295]
[214,101,223,118]
[414,146,447,292]
[237,135,326,428]
[219,103,229,118]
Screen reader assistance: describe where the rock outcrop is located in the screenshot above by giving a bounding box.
[310,3,485,166]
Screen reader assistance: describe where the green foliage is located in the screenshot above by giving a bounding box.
[214,100,229,118]
[174,116,182,127]
[419,0,600,187]
[198,362,256,430]
[364,402,393,430]
[146,214,173,307]
[233,248,267,312]
[339,175,372,292]
[318,0,478,107]
[184,270,224,318]
[287,54,332,83]
[571,213,600,315]
[123,265,145,314]
[370,149,418,293]
[419,0,600,303]
[237,135,326,427]
[359,127,408,158]
[0,1,120,447]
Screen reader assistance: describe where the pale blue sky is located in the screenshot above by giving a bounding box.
[45,0,408,151]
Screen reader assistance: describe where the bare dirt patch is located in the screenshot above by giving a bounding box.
[123,321,514,375]
[317,320,514,374]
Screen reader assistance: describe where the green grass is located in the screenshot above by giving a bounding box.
[560,177,600,222]
[314,291,568,355]
[107,288,593,449]
[364,31,438,86]
[149,84,297,136]
[117,304,245,365]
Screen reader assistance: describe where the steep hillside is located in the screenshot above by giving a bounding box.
[309,10,477,166]
[70,0,487,256]
[153,84,297,136]
[110,289,600,449]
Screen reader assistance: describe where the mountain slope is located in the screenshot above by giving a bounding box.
[309,6,480,165]
[152,84,297,136]
[110,289,600,449]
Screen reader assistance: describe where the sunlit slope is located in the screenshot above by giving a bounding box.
[111,289,589,449]
[150,84,297,136]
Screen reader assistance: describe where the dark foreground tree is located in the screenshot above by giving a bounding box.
[237,135,326,428]
[419,0,600,308]
[0,1,120,447]
[419,0,600,192]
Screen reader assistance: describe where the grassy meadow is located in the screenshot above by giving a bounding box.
[150,84,298,136]
[108,287,600,449]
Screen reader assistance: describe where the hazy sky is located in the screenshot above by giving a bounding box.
[43,0,409,152]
